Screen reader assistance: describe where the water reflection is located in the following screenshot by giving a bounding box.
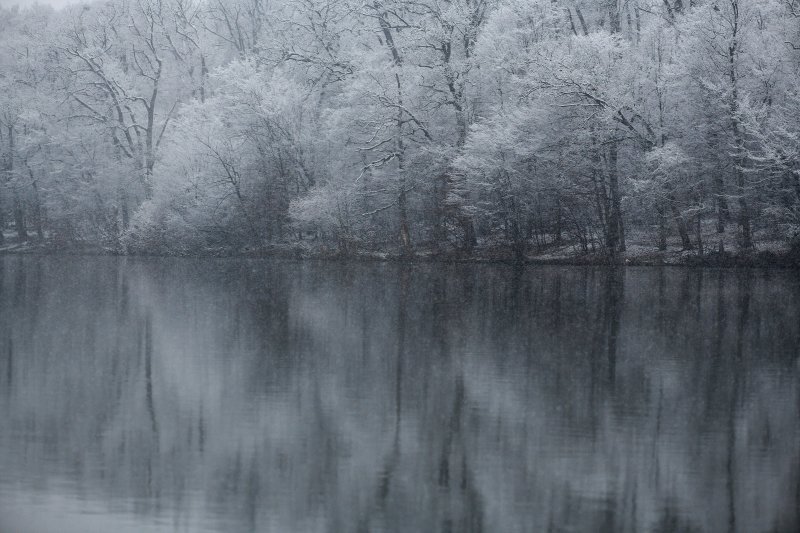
[0,257,798,533]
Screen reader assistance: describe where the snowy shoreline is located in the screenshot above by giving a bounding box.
[2,240,798,268]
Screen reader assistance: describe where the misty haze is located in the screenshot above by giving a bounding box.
[1,0,799,532]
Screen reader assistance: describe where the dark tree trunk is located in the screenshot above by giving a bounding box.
[554,196,563,244]
[6,127,26,242]
[0,178,4,246]
[13,196,27,243]
[398,186,412,256]
[575,7,590,35]
[0,126,8,246]
[433,174,447,250]
[606,143,624,262]
[394,73,412,256]
[510,217,525,263]
[0,123,4,246]
[200,54,208,104]
[669,200,692,250]
[657,203,668,251]
[715,173,729,233]
[459,214,477,251]
[728,1,753,249]
[696,213,704,255]
[30,173,44,242]
[121,193,130,230]
[737,173,752,248]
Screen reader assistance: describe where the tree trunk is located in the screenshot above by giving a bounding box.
[608,0,622,33]
[7,127,26,242]
[575,7,590,35]
[200,54,208,104]
[14,195,27,243]
[696,212,704,255]
[448,125,477,252]
[554,196,563,244]
[398,186,412,256]
[736,169,752,248]
[433,175,448,250]
[728,0,753,249]
[459,214,477,251]
[606,143,624,262]
[438,31,476,254]
[669,198,692,250]
[510,217,525,263]
[121,192,130,230]
[0,128,5,246]
[394,73,412,256]
[715,172,729,233]
[30,171,44,242]
[657,203,668,250]
[144,63,162,201]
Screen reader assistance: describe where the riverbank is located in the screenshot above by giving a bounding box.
[2,237,799,267]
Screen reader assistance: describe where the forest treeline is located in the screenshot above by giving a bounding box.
[1,0,799,260]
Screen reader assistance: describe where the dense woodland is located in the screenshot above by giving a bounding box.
[1,0,800,259]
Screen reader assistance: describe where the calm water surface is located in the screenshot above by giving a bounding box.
[0,257,798,533]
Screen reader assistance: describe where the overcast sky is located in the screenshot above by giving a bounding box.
[0,0,88,8]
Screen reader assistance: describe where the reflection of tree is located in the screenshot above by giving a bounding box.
[436,374,484,533]
[586,267,625,440]
[725,271,751,533]
[604,267,624,386]
[356,268,407,533]
[0,259,797,532]
[142,313,158,437]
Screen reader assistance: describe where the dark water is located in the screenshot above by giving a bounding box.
[0,257,798,533]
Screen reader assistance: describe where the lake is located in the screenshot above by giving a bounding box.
[0,256,798,533]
